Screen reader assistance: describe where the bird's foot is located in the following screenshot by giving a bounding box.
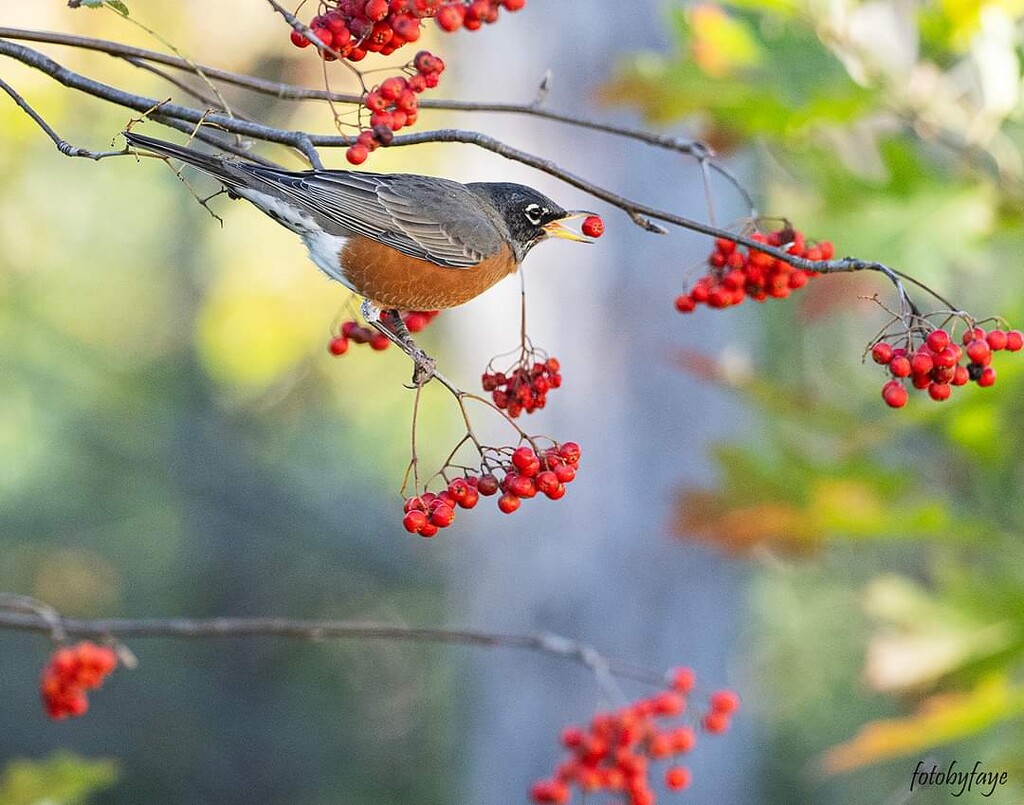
[410,348,436,387]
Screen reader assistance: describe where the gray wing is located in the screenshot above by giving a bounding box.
[239,166,505,268]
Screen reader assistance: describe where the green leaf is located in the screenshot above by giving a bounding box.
[0,753,118,805]
[106,0,130,15]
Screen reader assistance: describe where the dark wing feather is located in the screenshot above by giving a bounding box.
[239,166,505,268]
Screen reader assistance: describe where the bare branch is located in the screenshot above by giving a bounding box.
[0,605,663,694]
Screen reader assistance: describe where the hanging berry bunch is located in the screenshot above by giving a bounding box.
[39,641,118,720]
[328,310,439,356]
[871,322,1022,408]
[288,0,527,60]
[530,667,740,805]
[675,225,833,313]
[481,356,562,418]
[402,441,581,536]
[346,52,446,164]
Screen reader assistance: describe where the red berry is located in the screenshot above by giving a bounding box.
[978,366,997,387]
[882,380,908,408]
[671,725,697,752]
[535,471,560,496]
[871,342,893,364]
[1006,330,1023,351]
[498,493,521,514]
[364,0,390,20]
[558,442,581,464]
[928,382,951,401]
[477,474,500,496]
[675,294,696,313]
[436,5,465,30]
[429,503,455,528]
[966,339,991,364]
[328,336,349,356]
[702,712,730,734]
[581,215,604,238]
[418,521,439,538]
[403,510,427,533]
[670,666,695,693]
[290,29,311,47]
[346,144,369,165]
[889,356,912,378]
[932,347,959,369]
[709,689,741,714]
[665,766,692,791]
[987,330,1008,351]
[926,329,950,352]
[910,353,933,376]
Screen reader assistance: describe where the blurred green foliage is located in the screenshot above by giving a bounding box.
[607,0,1024,802]
[1,4,461,803]
[0,752,117,805]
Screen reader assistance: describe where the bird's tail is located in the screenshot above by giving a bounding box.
[124,131,247,190]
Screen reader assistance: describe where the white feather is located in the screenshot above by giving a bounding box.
[237,188,354,291]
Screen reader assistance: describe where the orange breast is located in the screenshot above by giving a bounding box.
[339,237,519,310]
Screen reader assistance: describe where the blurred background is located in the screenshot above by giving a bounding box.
[2,1,1024,803]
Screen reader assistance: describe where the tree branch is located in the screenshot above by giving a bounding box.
[0,34,909,294]
[0,26,754,211]
[0,604,663,697]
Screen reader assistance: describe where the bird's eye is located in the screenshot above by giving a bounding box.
[524,204,545,226]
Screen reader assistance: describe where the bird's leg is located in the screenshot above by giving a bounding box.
[361,300,437,386]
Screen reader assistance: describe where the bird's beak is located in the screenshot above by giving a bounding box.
[542,211,598,243]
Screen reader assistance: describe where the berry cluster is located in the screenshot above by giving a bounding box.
[346,52,446,164]
[289,1,526,60]
[402,442,581,536]
[40,641,118,720]
[482,356,562,418]
[328,310,439,356]
[530,668,740,805]
[873,325,1022,408]
[675,227,833,313]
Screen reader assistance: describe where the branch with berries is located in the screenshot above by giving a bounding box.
[1,0,1020,550]
[1,593,740,804]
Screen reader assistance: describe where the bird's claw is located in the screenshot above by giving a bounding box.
[410,349,436,386]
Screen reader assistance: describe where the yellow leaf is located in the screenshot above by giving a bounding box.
[687,5,763,78]
[820,675,1024,774]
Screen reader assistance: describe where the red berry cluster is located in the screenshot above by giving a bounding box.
[289,1,526,59]
[434,0,527,32]
[482,357,562,418]
[675,228,833,313]
[402,442,580,536]
[530,668,740,805]
[346,52,446,165]
[872,325,1022,408]
[328,310,439,356]
[40,641,118,720]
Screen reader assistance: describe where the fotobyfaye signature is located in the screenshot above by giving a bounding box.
[910,760,1009,797]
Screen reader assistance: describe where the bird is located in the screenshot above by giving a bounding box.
[122,131,597,384]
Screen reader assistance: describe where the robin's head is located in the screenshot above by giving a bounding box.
[469,182,598,261]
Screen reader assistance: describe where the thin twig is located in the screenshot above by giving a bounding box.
[0,77,126,159]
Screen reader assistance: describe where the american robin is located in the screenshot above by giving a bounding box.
[123,131,597,383]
